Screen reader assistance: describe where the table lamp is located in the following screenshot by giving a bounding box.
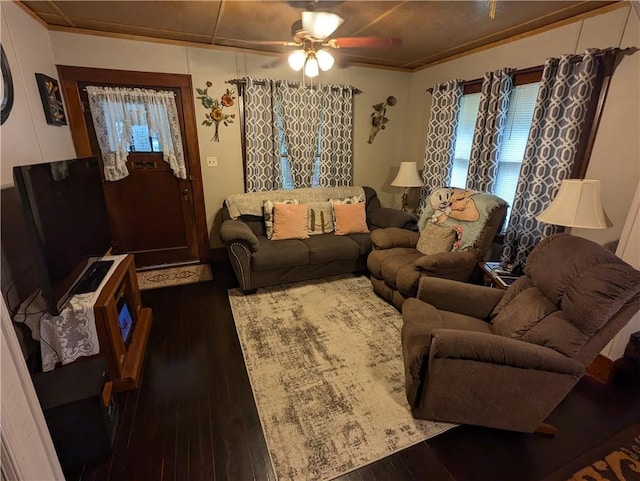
[391,162,423,211]
[536,179,612,229]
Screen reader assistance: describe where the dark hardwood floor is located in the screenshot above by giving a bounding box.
[79,262,640,481]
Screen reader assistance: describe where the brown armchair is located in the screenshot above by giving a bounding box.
[401,233,640,433]
[367,189,507,309]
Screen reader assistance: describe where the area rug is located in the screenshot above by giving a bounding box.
[136,263,212,290]
[543,423,640,481]
[228,274,456,481]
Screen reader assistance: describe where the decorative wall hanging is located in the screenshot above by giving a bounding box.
[367,95,396,144]
[35,73,66,126]
[1,45,14,125]
[196,81,236,142]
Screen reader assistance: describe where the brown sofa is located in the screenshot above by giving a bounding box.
[401,233,640,432]
[220,186,416,293]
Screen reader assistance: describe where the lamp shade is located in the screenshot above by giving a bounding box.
[536,179,612,229]
[391,162,423,187]
[304,56,319,77]
[316,49,335,71]
[288,50,306,71]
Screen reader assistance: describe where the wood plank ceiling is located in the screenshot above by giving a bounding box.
[21,0,618,70]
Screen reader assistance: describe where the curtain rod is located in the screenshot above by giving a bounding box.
[227,78,362,94]
[82,87,177,96]
[425,47,637,94]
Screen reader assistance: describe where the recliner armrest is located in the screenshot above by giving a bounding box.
[369,207,417,230]
[416,277,504,318]
[430,329,584,376]
[220,219,259,252]
[370,227,419,249]
[414,251,476,274]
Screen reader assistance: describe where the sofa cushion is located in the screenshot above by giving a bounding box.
[333,202,370,235]
[252,237,309,271]
[302,235,360,264]
[491,287,558,339]
[271,203,309,240]
[367,247,418,279]
[264,199,299,239]
[521,311,590,357]
[306,201,334,235]
[416,223,457,255]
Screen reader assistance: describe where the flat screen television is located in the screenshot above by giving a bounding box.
[13,157,113,316]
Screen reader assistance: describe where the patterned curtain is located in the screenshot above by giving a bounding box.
[501,50,600,269]
[420,80,463,210]
[241,78,356,191]
[243,78,282,192]
[466,68,514,192]
[275,82,322,188]
[318,86,354,187]
[86,86,186,181]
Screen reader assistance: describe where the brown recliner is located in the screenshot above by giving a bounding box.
[401,233,640,433]
[367,191,507,310]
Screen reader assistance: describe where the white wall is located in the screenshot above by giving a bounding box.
[2,3,638,250]
[49,32,411,246]
[405,5,640,247]
[0,1,75,187]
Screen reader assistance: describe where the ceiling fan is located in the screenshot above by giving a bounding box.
[239,9,401,79]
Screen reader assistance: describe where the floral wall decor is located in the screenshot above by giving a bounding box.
[368,95,396,144]
[196,81,235,142]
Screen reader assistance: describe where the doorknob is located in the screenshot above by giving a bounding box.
[182,188,190,201]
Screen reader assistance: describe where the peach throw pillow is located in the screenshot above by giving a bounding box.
[271,203,309,240]
[333,202,369,235]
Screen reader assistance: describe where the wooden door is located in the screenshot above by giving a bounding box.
[58,67,209,268]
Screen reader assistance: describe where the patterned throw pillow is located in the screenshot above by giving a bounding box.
[264,199,299,239]
[416,223,457,255]
[306,201,334,235]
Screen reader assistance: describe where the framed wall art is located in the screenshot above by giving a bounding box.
[35,73,67,126]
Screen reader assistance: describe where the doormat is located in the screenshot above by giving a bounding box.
[137,263,212,291]
[543,423,640,481]
[228,274,455,481]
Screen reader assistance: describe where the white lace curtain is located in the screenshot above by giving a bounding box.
[86,86,187,181]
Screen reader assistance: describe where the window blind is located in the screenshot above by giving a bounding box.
[493,83,539,228]
[450,93,481,188]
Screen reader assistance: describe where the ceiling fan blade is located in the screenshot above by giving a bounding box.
[225,38,299,47]
[302,11,344,40]
[262,55,288,69]
[329,37,402,49]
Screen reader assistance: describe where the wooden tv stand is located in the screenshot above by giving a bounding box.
[93,254,152,392]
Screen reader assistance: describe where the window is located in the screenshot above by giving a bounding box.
[275,100,321,189]
[102,100,163,153]
[450,82,539,229]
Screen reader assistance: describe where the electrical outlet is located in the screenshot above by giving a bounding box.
[206,156,218,167]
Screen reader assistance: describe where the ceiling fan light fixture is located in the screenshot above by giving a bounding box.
[301,11,344,40]
[316,49,334,71]
[288,50,306,71]
[304,55,319,78]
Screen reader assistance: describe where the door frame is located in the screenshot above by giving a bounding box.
[57,65,210,265]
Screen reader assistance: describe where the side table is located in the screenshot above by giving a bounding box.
[478,261,521,290]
